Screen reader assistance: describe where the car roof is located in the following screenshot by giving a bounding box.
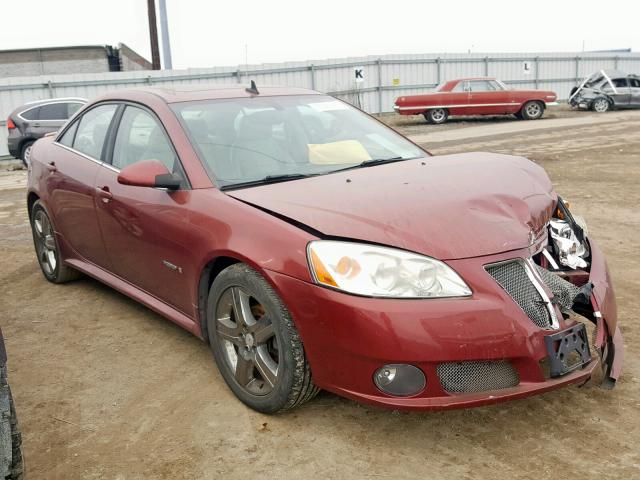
[452,77,497,82]
[21,97,87,107]
[95,84,323,104]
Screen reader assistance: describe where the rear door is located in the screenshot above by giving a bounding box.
[628,77,640,106]
[603,78,631,106]
[48,103,118,266]
[93,104,195,315]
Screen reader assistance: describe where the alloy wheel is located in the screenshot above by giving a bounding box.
[525,102,542,118]
[215,286,279,396]
[33,210,57,275]
[431,108,446,122]
[23,145,32,166]
[594,98,609,113]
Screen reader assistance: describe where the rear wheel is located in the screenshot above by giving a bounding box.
[30,201,80,283]
[207,264,318,413]
[592,97,610,113]
[520,101,544,120]
[20,141,34,168]
[424,108,449,124]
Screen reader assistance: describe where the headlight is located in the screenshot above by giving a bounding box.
[307,240,472,298]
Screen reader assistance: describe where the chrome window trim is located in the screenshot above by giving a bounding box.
[396,102,518,111]
[53,142,121,173]
[18,100,86,122]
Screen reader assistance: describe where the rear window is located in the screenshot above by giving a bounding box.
[39,103,68,120]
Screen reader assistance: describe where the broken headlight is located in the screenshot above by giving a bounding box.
[307,240,472,298]
[549,199,590,270]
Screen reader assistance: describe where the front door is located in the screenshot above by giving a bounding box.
[94,104,195,315]
[466,79,510,115]
[47,103,118,267]
[603,77,631,106]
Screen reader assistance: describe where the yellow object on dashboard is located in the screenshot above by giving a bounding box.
[308,140,371,165]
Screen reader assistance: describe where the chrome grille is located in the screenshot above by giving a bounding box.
[437,361,520,393]
[486,260,552,329]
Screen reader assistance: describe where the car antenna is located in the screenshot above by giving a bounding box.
[245,80,259,95]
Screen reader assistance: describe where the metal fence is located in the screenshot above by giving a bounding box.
[2,50,640,157]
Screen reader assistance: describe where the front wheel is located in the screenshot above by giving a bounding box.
[424,108,449,124]
[520,101,544,120]
[30,200,80,283]
[591,97,610,113]
[206,264,319,413]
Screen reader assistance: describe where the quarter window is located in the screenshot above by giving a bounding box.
[72,104,118,160]
[111,106,181,175]
[58,121,79,147]
[20,107,39,121]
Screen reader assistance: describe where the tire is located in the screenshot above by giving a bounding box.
[591,97,610,113]
[30,200,80,283]
[1,365,24,480]
[20,141,34,168]
[206,263,319,413]
[423,108,449,124]
[519,101,544,120]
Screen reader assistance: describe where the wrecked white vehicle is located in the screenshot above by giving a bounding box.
[569,69,640,112]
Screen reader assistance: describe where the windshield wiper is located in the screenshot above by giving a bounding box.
[221,173,315,190]
[331,156,417,173]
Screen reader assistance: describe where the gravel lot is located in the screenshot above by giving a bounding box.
[1,106,639,479]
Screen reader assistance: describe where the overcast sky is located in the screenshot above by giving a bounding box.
[1,0,638,69]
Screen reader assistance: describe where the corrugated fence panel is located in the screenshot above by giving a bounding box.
[2,51,640,156]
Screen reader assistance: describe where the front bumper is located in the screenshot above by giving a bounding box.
[265,241,621,410]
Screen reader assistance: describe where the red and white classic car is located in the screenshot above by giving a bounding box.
[394,77,558,124]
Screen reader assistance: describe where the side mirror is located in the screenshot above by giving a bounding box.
[117,159,181,190]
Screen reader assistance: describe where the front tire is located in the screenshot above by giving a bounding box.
[520,101,544,120]
[206,264,318,413]
[424,108,449,124]
[30,200,80,283]
[591,97,610,113]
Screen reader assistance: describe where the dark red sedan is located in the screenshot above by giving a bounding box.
[27,84,622,413]
[394,77,558,124]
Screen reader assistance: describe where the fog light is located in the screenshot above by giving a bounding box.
[373,364,426,397]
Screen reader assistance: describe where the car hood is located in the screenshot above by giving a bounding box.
[227,152,557,260]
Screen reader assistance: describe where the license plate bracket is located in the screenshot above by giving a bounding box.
[544,323,591,378]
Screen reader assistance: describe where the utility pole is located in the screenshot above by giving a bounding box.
[147,0,161,70]
[158,0,173,69]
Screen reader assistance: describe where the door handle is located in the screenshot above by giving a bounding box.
[46,161,57,172]
[33,122,41,127]
[96,186,113,203]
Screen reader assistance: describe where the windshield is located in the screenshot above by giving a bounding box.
[172,95,425,188]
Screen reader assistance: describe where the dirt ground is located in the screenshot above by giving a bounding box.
[1,106,639,479]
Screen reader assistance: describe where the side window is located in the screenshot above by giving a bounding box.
[58,121,79,147]
[111,106,180,174]
[628,78,640,88]
[72,104,118,160]
[21,107,40,121]
[452,82,466,92]
[488,80,503,91]
[66,103,83,118]
[612,78,628,88]
[39,103,68,120]
[468,80,494,92]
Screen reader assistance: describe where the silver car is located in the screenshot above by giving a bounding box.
[6,97,86,166]
[569,69,640,112]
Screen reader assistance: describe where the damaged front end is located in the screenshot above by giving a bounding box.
[569,69,624,111]
[529,196,622,388]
